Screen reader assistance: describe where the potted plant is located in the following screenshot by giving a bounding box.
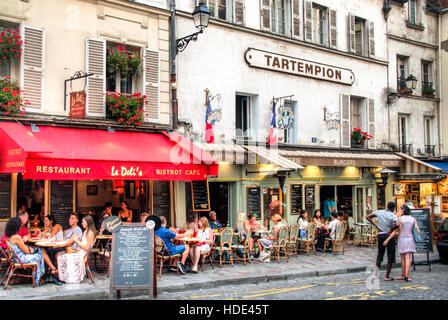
[106,46,143,77]
[422,87,436,98]
[105,91,148,126]
[0,76,29,116]
[0,29,24,64]
[350,127,373,148]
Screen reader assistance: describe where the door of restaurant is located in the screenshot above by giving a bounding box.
[208,182,229,227]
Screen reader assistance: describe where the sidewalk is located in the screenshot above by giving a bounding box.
[0,244,439,300]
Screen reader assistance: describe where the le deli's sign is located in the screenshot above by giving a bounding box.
[245,48,355,86]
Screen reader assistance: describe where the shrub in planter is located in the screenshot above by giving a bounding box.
[106,91,148,126]
[351,127,373,145]
[422,88,436,96]
[0,76,28,116]
[0,29,24,63]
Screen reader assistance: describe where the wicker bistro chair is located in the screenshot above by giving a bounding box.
[2,240,38,289]
[347,217,359,244]
[211,227,234,267]
[324,222,347,254]
[232,228,252,264]
[271,226,289,263]
[96,237,112,275]
[298,223,317,256]
[199,233,215,272]
[154,235,181,276]
[287,224,300,256]
[366,226,378,247]
[0,247,10,275]
[84,245,95,283]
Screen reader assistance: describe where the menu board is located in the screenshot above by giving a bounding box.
[152,181,171,223]
[0,174,11,220]
[50,180,73,230]
[110,223,154,298]
[290,184,303,215]
[410,209,433,253]
[247,187,261,217]
[305,185,315,205]
[191,181,210,211]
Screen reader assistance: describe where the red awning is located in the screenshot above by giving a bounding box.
[0,123,218,180]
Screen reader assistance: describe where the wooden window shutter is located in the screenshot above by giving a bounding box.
[304,1,312,42]
[292,0,301,39]
[20,25,45,113]
[368,98,375,149]
[329,9,337,49]
[143,48,160,122]
[340,94,351,148]
[260,0,271,31]
[234,0,245,25]
[348,13,355,53]
[368,21,375,57]
[85,38,105,117]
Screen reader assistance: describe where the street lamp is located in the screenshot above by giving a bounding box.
[387,74,418,105]
[176,2,210,53]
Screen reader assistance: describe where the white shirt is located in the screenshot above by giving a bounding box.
[329,220,340,239]
[298,218,309,230]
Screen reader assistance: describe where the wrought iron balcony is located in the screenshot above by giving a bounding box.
[399,144,413,155]
[425,144,435,156]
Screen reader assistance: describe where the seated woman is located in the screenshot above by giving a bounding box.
[243,213,262,259]
[57,215,96,284]
[297,211,309,239]
[5,217,57,286]
[42,214,63,240]
[313,209,324,229]
[257,214,285,253]
[188,217,214,273]
[118,201,132,223]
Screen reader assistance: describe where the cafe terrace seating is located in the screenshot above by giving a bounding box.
[287,224,299,256]
[0,247,9,274]
[211,227,234,267]
[271,226,289,263]
[297,223,317,256]
[231,228,252,264]
[154,235,181,276]
[324,222,347,254]
[2,240,38,289]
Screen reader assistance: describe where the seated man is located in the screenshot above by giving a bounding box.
[51,212,84,264]
[155,216,190,275]
[208,211,222,230]
[316,212,340,251]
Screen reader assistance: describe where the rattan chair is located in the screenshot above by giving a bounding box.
[96,238,112,276]
[232,228,252,264]
[287,224,300,256]
[298,223,317,256]
[324,222,347,254]
[199,233,215,271]
[272,226,289,263]
[211,227,234,267]
[2,240,38,288]
[347,217,360,245]
[154,235,181,276]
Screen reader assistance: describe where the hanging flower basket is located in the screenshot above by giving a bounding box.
[106,46,142,77]
[0,76,29,116]
[0,29,24,64]
[350,127,373,148]
[105,91,148,126]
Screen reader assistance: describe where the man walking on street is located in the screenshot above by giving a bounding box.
[366,201,399,281]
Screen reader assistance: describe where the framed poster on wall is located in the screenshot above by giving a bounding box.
[305,185,315,205]
[393,183,406,196]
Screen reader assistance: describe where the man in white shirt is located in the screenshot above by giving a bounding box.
[316,212,340,251]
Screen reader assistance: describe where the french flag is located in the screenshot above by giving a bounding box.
[205,97,215,144]
[268,101,278,145]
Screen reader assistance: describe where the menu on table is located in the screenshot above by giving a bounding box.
[50,180,73,230]
[0,174,11,220]
[191,181,210,211]
[247,187,261,217]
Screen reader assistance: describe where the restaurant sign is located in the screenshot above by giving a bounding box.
[245,48,355,85]
[285,156,403,168]
[69,91,86,119]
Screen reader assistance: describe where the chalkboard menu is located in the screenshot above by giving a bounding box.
[191,181,210,211]
[50,180,73,230]
[110,223,154,298]
[153,181,171,223]
[247,187,261,217]
[410,208,433,253]
[0,174,11,220]
[290,184,303,215]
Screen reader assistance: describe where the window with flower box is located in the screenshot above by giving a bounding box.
[85,38,160,123]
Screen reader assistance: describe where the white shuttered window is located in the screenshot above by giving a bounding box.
[143,49,160,122]
[21,25,45,113]
[86,38,106,117]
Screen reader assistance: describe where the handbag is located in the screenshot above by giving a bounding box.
[412,224,421,243]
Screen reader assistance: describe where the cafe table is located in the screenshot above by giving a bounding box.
[34,240,69,285]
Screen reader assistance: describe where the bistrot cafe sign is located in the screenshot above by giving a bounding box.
[245,48,355,86]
